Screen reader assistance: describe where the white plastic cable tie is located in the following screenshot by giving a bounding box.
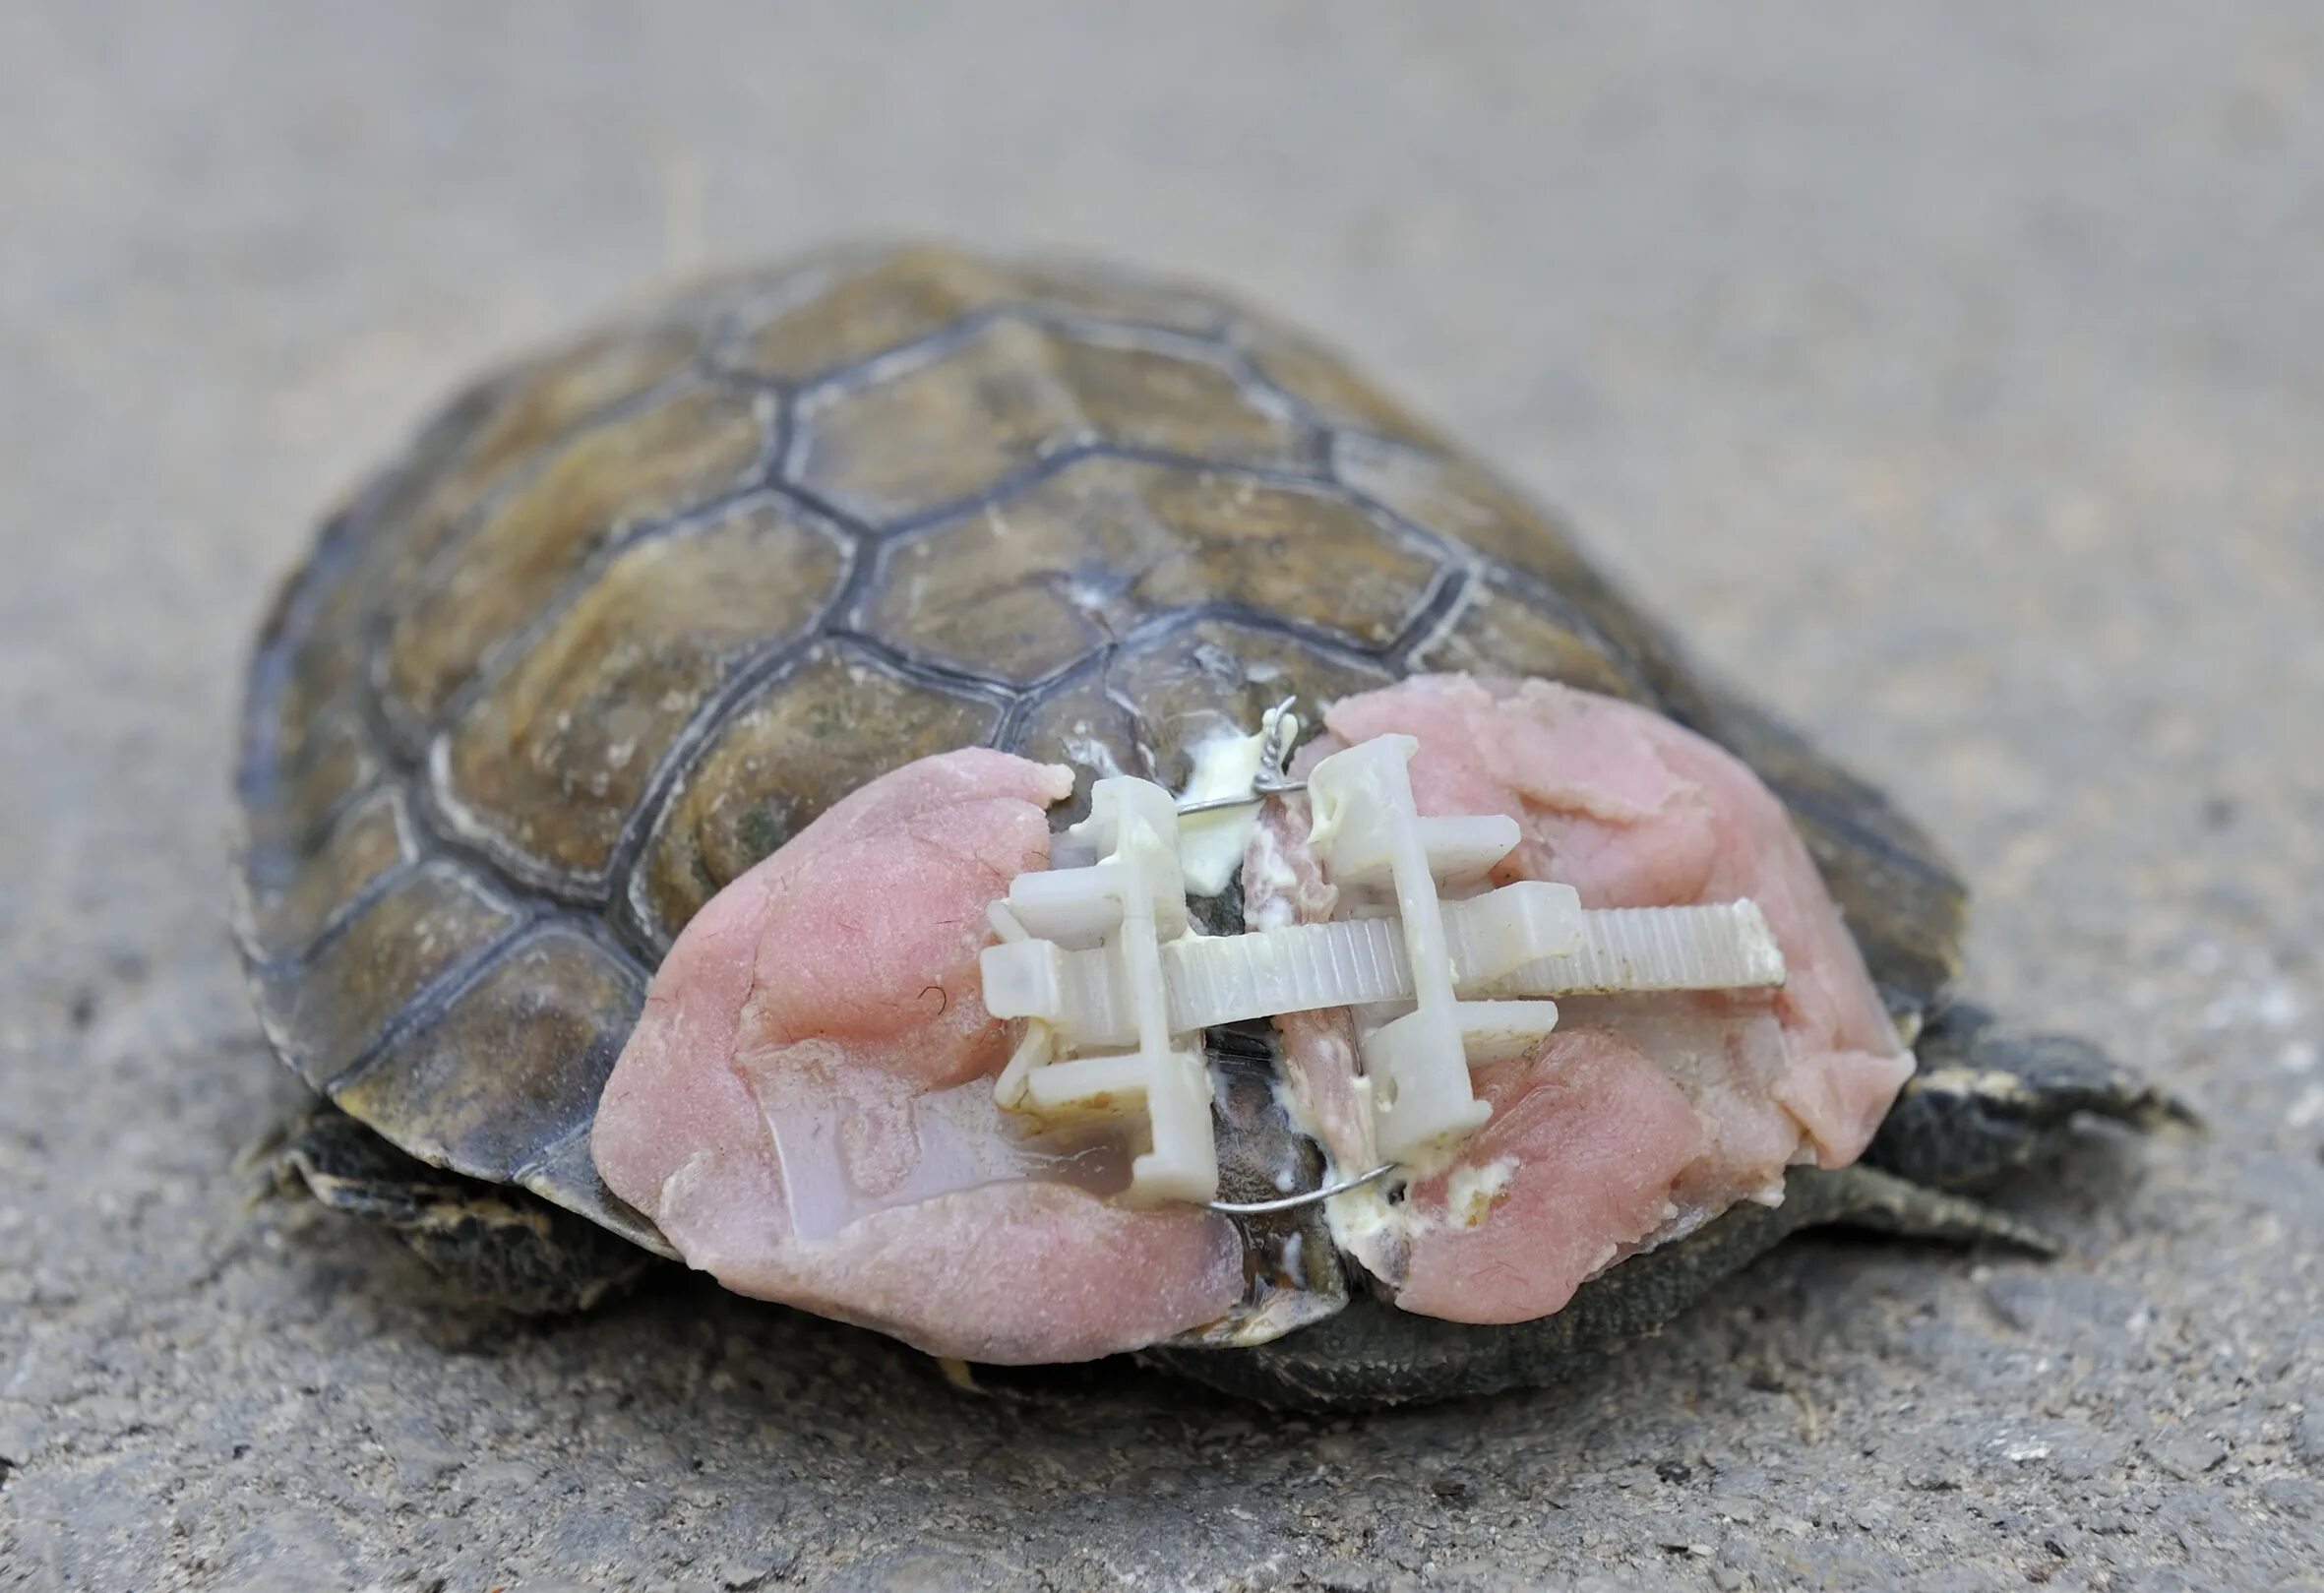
[977,776,1218,1205]
[1303,735,1514,1162]
[1293,735,1789,1162]
[1151,889,1782,1027]
[1479,899,1787,997]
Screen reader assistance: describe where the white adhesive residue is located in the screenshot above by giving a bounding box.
[1175,724,1272,895]
[1442,1156,1518,1230]
[1318,1133,1489,1255]
[1324,1176,1405,1251]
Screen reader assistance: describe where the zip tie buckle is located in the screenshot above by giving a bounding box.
[983,776,1219,1205]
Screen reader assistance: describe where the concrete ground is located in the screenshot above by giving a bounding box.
[4,4,2321,1588]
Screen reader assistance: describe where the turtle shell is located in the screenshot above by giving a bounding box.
[234,243,1965,1257]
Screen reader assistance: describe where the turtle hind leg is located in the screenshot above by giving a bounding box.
[243,1100,658,1316]
[1865,1002,2195,1192]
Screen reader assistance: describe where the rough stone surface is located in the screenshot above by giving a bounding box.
[3,4,2320,1589]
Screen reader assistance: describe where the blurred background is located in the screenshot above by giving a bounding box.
[3,5,2320,1588]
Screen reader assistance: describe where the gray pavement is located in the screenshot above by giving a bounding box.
[3,4,2321,1588]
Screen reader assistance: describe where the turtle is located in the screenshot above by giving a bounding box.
[233,242,2176,1408]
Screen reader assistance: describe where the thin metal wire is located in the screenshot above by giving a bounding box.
[1173,778,1308,817]
[1204,1160,1397,1216]
[1174,695,1310,816]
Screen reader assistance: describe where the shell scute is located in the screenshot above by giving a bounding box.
[791,318,1304,526]
[332,926,643,1187]
[255,860,522,1088]
[236,785,416,962]
[378,382,768,739]
[435,496,851,889]
[732,243,1229,383]
[1239,324,1443,449]
[860,457,1446,686]
[240,706,381,865]
[1330,435,1675,683]
[626,642,1009,949]
[1406,574,1655,701]
[375,324,709,597]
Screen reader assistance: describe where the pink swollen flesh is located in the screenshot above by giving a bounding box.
[590,748,1244,1364]
[1244,675,1915,1325]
